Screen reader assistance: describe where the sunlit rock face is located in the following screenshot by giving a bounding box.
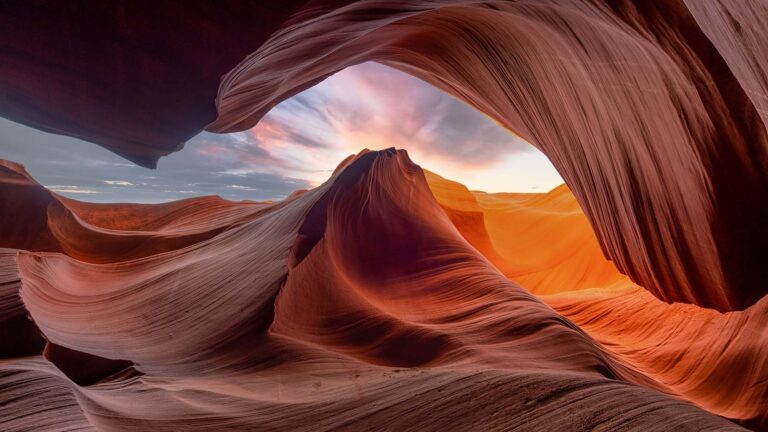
[1,1,767,431]
[427,170,768,425]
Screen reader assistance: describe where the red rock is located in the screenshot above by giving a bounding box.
[0,152,762,430]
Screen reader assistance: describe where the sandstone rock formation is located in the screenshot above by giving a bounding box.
[1,1,767,430]
[1,151,764,430]
[2,1,765,310]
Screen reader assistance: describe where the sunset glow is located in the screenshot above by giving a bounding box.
[0,62,562,202]
[207,62,564,193]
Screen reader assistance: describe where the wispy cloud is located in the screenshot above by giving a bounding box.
[197,61,561,192]
[45,185,102,194]
[1,62,562,202]
[228,184,259,191]
[1,117,313,203]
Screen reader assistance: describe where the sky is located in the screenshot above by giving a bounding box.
[0,62,563,203]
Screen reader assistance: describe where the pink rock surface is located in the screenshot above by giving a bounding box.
[1,1,765,310]
[0,151,763,430]
[1,1,767,430]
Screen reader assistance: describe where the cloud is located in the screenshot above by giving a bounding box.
[256,62,533,170]
[0,62,561,200]
[228,184,259,191]
[45,185,102,194]
[0,118,313,203]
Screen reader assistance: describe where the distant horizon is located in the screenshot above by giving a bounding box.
[0,63,563,203]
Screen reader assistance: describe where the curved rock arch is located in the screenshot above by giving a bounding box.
[209,1,768,311]
[0,1,766,311]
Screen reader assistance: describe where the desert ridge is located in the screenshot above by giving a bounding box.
[0,150,762,430]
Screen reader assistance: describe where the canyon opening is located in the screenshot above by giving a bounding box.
[0,2,766,432]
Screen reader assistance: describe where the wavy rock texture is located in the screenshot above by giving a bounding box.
[427,171,768,425]
[0,151,764,431]
[2,1,766,311]
[0,1,766,430]
[209,0,768,312]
